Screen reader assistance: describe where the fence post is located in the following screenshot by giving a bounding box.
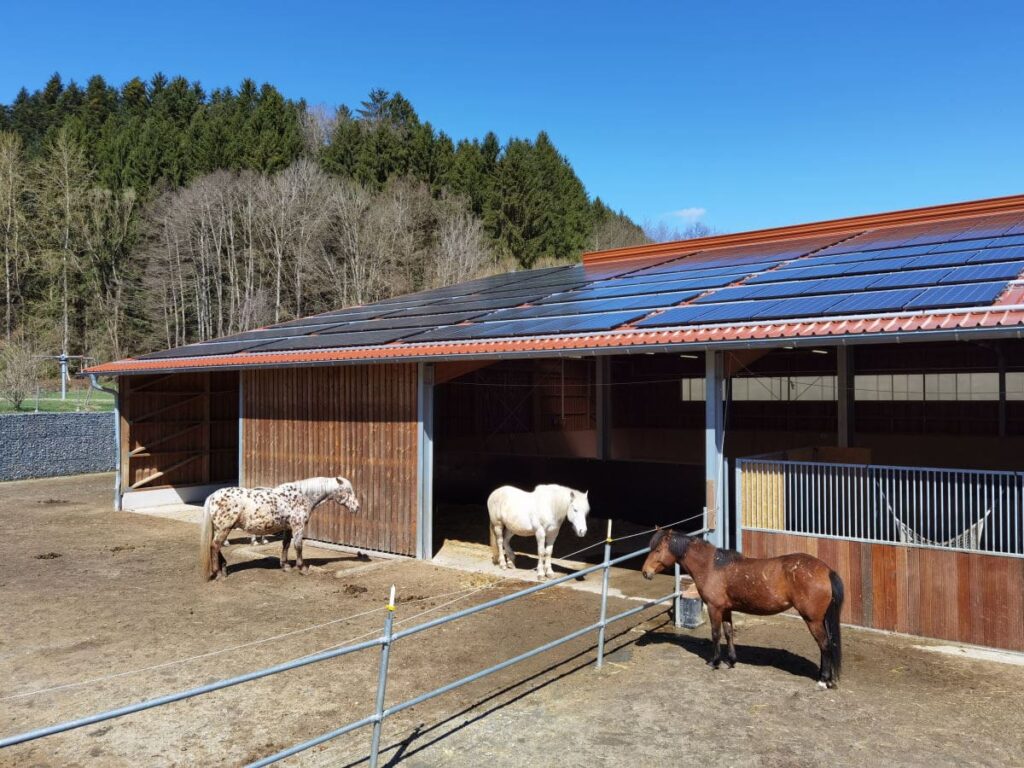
[673,562,682,629]
[369,585,396,768]
[595,519,612,669]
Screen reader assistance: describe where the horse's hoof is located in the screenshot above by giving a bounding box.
[281,563,292,571]
[707,660,720,670]
[725,660,736,669]
[299,566,310,575]
[817,681,828,690]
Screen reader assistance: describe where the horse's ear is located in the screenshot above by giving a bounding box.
[584,490,589,497]
[569,490,576,499]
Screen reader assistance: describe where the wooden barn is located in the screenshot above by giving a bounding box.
[87,194,1024,652]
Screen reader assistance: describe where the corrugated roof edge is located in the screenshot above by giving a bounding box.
[84,306,1024,376]
[582,193,1024,266]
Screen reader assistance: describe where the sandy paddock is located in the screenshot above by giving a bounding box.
[2,474,1023,767]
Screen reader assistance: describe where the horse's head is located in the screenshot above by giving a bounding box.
[642,527,688,579]
[567,490,590,537]
[332,477,360,513]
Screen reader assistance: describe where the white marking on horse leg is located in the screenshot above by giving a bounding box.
[534,528,547,580]
[817,681,828,690]
[294,526,307,574]
[503,529,516,569]
[493,524,508,569]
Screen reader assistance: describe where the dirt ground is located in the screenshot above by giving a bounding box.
[2,474,1024,768]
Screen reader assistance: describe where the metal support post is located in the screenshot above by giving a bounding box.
[837,346,853,448]
[369,586,396,768]
[416,363,435,559]
[705,351,725,548]
[595,519,612,668]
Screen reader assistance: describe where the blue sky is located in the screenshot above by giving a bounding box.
[3,1,1023,234]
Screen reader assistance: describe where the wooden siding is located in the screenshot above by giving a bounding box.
[241,365,419,556]
[745,530,1024,652]
[121,372,238,490]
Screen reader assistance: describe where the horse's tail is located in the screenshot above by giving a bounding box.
[825,569,844,680]
[199,495,215,579]
[489,524,499,564]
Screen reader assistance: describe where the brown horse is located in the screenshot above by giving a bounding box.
[642,528,844,689]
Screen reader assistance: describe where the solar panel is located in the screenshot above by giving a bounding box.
[904,281,1008,310]
[482,290,700,321]
[940,262,1024,283]
[906,251,979,269]
[256,328,419,351]
[967,245,1024,264]
[544,274,743,303]
[841,256,919,275]
[746,263,849,283]
[692,284,777,304]
[752,295,846,319]
[212,322,352,343]
[139,339,275,359]
[387,294,548,317]
[867,268,953,289]
[825,289,925,314]
[926,238,994,254]
[273,308,396,328]
[635,300,782,327]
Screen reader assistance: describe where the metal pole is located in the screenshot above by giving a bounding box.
[596,519,612,669]
[369,585,396,768]
[674,561,682,629]
[60,353,68,401]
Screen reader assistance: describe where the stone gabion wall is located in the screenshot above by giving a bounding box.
[0,412,116,481]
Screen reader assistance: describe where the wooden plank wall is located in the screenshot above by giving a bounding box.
[122,372,238,490]
[745,530,1024,652]
[242,365,419,556]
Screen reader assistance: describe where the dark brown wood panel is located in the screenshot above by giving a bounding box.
[121,372,239,490]
[745,530,1024,652]
[242,364,419,556]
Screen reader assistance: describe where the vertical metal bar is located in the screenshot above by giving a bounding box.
[416,363,435,560]
[369,586,397,768]
[673,561,683,629]
[596,520,613,668]
[734,462,744,552]
[705,351,724,547]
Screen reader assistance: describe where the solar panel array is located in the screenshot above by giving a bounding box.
[139,212,1024,360]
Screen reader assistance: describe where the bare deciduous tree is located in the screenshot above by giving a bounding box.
[0,132,27,340]
[33,126,92,356]
[644,220,716,243]
[0,332,39,410]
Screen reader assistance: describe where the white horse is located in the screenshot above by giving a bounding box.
[488,484,590,580]
[199,476,360,580]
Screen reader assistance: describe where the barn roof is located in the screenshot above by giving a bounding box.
[87,193,1024,375]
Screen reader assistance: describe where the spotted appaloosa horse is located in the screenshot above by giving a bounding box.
[642,528,844,689]
[199,477,360,580]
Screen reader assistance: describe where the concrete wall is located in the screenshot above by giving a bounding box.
[0,412,115,481]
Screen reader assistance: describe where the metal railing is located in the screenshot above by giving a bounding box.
[0,525,684,767]
[737,457,1024,557]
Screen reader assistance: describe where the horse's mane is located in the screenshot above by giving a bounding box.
[277,476,336,497]
[649,528,691,558]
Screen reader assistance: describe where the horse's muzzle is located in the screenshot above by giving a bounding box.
[642,569,654,580]
[574,527,587,538]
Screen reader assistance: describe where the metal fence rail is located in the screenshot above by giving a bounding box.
[738,457,1024,557]
[0,531,683,767]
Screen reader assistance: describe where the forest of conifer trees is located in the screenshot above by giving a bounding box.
[0,74,649,364]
